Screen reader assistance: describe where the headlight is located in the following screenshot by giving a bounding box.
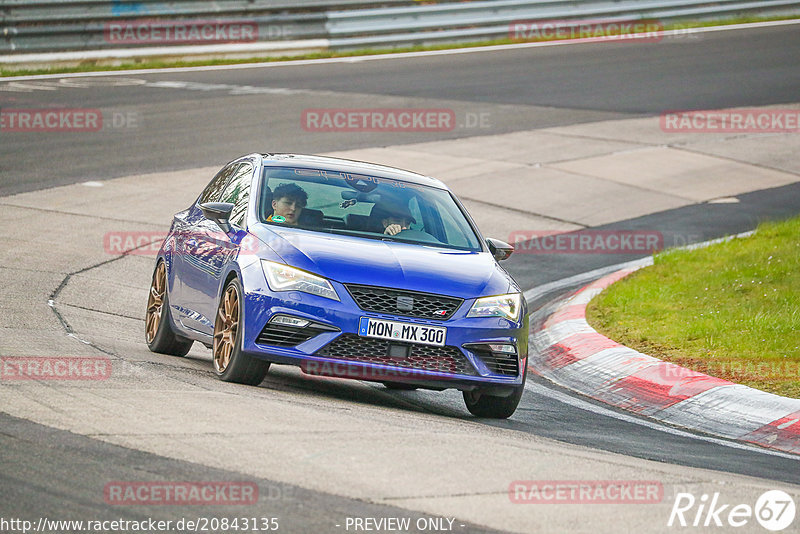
[261,260,339,301]
[467,293,521,321]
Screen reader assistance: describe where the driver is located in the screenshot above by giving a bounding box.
[374,204,416,236]
[268,183,307,225]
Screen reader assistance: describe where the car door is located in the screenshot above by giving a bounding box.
[179,161,254,335]
[173,162,240,333]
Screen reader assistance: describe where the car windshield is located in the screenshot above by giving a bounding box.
[258,166,483,251]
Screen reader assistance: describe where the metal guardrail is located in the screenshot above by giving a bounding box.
[326,0,800,48]
[1,0,411,24]
[0,1,414,53]
[5,15,329,54]
[1,0,799,56]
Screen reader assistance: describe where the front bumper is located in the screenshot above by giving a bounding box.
[238,267,528,392]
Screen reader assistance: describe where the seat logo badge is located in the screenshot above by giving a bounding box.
[397,296,414,312]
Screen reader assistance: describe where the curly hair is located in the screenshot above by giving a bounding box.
[272,183,308,207]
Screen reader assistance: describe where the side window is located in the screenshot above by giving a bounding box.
[221,163,253,228]
[198,163,238,204]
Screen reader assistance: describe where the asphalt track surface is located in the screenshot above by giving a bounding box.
[2,23,800,532]
[1,411,507,533]
[0,23,799,195]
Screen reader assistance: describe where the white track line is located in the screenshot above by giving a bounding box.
[524,380,800,460]
[1,19,798,82]
[523,257,653,305]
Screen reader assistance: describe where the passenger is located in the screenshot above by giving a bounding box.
[268,183,307,225]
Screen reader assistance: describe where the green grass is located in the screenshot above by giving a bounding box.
[1,15,797,77]
[586,216,800,398]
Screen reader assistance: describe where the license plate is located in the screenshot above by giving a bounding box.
[358,317,446,347]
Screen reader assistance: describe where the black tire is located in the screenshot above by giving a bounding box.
[146,261,193,356]
[213,277,270,385]
[382,382,418,391]
[463,366,526,419]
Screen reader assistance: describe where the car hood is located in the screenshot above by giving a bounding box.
[250,225,515,299]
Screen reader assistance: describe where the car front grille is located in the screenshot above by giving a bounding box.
[344,284,463,320]
[316,334,476,375]
[256,323,333,347]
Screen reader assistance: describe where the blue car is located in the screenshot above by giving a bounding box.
[146,153,528,418]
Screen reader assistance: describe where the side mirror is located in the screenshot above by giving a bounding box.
[486,238,514,261]
[200,202,234,233]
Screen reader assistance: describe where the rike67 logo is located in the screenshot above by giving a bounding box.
[668,490,796,531]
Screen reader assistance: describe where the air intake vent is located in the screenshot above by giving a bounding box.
[316,334,476,375]
[466,345,519,376]
[256,321,338,347]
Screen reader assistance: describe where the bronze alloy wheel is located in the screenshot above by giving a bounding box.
[213,284,240,373]
[145,261,167,344]
[210,278,269,385]
[145,261,193,356]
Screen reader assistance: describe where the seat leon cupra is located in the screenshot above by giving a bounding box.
[146,153,528,418]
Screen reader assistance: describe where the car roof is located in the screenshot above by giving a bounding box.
[257,153,449,190]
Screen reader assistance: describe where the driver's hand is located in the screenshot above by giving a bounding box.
[384,224,404,236]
